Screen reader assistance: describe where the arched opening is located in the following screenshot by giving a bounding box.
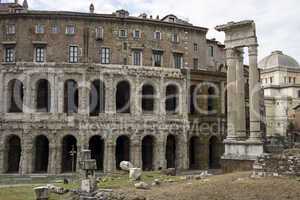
[64,80,79,114]
[62,135,77,173]
[89,136,104,171]
[36,79,51,112]
[142,135,154,171]
[189,85,196,114]
[90,80,105,116]
[8,79,24,113]
[115,135,130,170]
[207,87,216,113]
[189,136,201,170]
[34,135,49,173]
[165,84,178,114]
[166,135,176,168]
[142,84,155,113]
[209,136,222,169]
[116,81,131,113]
[6,135,21,173]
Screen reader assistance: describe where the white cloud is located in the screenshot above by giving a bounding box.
[26,0,300,62]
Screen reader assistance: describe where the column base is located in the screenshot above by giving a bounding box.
[221,140,264,173]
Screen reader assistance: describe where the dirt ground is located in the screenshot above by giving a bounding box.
[116,172,300,200]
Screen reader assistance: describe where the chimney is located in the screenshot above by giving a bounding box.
[156,15,159,20]
[89,3,95,14]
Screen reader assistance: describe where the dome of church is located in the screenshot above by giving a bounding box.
[258,51,299,69]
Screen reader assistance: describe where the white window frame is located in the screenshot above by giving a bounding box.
[6,24,16,35]
[154,31,161,40]
[152,50,163,67]
[173,53,183,69]
[35,46,46,63]
[35,24,45,34]
[119,29,128,38]
[171,33,179,43]
[100,47,111,64]
[132,50,142,66]
[4,47,15,63]
[96,26,104,40]
[133,29,141,39]
[66,25,76,35]
[69,45,79,63]
[194,43,198,52]
[51,25,59,33]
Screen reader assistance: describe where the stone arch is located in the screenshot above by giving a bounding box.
[166,135,177,168]
[89,135,104,171]
[209,136,222,169]
[116,80,131,113]
[36,79,51,112]
[142,135,155,171]
[142,84,156,113]
[189,136,201,170]
[61,135,77,173]
[165,84,179,114]
[7,79,24,113]
[89,79,105,116]
[33,135,49,173]
[115,135,130,169]
[5,135,21,173]
[64,79,79,114]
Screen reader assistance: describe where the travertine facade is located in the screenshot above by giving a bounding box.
[0,1,226,175]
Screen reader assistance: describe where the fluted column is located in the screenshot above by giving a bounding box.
[225,48,238,140]
[248,45,262,142]
[235,49,247,140]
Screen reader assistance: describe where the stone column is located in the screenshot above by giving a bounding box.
[220,81,225,114]
[105,75,115,114]
[104,140,116,173]
[24,75,32,113]
[20,134,33,175]
[131,139,141,168]
[0,72,4,113]
[79,74,89,115]
[57,76,64,114]
[235,49,247,140]
[248,45,262,142]
[159,76,166,116]
[155,134,167,170]
[225,48,238,140]
[50,74,58,113]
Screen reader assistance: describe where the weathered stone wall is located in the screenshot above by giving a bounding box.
[252,149,300,177]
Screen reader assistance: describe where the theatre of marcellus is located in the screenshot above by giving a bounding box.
[0,0,264,175]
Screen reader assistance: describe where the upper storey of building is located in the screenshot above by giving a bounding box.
[0,1,225,71]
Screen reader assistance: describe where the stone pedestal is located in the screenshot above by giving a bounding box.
[34,186,49,200]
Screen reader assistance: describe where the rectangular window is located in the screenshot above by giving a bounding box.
[69,46,78,63]
[35,47,45,63]
[51,25,59,33]
[173,53,183,69]
[66,25,76,35]
[154,31,161,40]
[35,24,45,34]
[132,50,142,66]
[289,77,292,83]
[270,77,273,84]
[123,57,128,65]
[193,58,198,69]
[100,48,110,64]
[7,24,16,34]
[153,50,163,67]
[209,46,214,57]
[96,26,104,40]
[133,30,141,39]
[294,77,296,84]
[194,43,198,52]
[123,42,128,50]
[5,47,15,63]
[119,29,128,38]
[171,33,179,43]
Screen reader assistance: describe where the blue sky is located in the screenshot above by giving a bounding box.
[24,0,300,62]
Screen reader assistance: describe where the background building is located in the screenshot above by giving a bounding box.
[0,1,226,175]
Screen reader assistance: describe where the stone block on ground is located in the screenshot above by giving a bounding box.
[134,182,150,190]
[120,161,134,171]
[129,168,142,181]
[161,168,176,176]
[34,186,49,200]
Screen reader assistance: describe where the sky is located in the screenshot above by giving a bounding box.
[24,0,300,62]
